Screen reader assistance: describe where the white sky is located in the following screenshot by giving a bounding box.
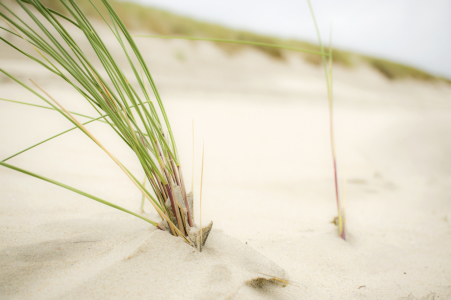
[124,0,451,79]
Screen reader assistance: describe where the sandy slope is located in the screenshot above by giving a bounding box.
[1,22,451,299]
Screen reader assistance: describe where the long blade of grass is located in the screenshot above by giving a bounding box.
[199,141,205,252]
[1,100,153,163]
[0,161,158,226]
[2,115,102,163]
[0,97,105,121]
[135,35,328,57]
[306,0,345,240]
[340,167,347,237]
[192,120,194,195]
[20,0,81,28]
[328,26,344,240]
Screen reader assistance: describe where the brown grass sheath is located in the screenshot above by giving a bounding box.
[168,150,193,227]
[148,174,171,220]
[165,183,185,234]
[155,171,168,200]
[168,151,180,186]
[149,176,163,205]
[178,165,193,227]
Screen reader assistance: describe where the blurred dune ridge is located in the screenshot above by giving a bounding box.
[11,0,451,83]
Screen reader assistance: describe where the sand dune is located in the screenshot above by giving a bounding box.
[1,18,451,299]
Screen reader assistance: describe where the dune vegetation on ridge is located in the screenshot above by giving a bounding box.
[33,0,449,83]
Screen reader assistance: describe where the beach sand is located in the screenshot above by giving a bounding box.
[1,21,451,299]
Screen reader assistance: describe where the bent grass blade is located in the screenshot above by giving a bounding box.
[0,161,158,227]
[1,98,154,163]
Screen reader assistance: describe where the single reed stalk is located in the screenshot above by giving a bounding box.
[340,168,347,237]
[307,0,345,240]
[192,120,195,196]
[199,142,205,252]
[327,35,345,241]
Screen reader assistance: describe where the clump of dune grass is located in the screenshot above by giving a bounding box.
[0,0,212,248]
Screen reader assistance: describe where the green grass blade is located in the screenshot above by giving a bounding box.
[1,99,153,163]
[1,115,102,162]
[306,0,344,240]
[135,35,329,57]
[20,0,81,28]
[0,161,158,226]
[0,97,105,121]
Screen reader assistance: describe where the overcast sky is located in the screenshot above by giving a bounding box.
[124,0,451,79]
